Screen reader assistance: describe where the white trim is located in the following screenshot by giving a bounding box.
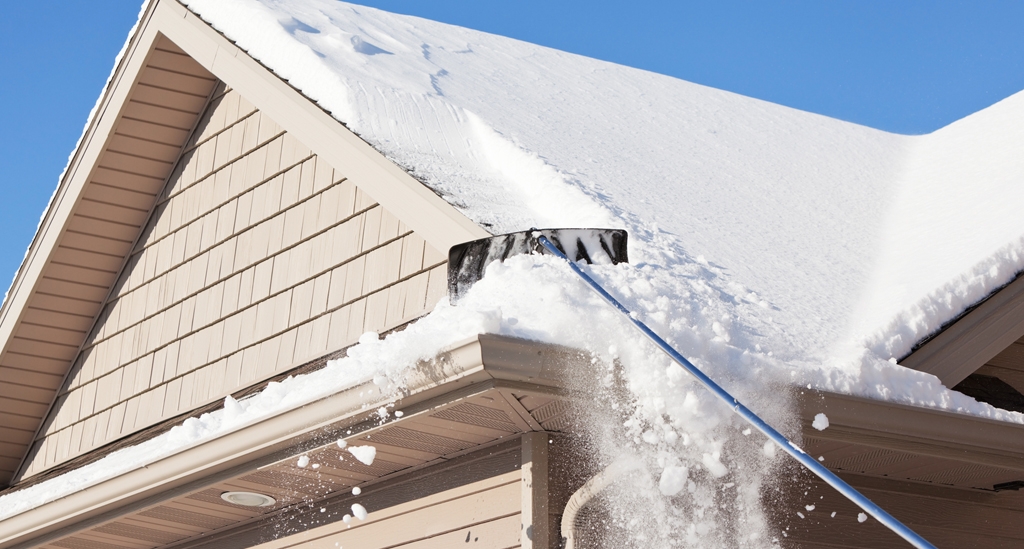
[900,273,1024,387]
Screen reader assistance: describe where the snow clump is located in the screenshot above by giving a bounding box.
[348,446,377,466]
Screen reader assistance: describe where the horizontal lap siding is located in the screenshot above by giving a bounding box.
[22,88,449,478]
[1,38,217,485]
[256,473,522,549]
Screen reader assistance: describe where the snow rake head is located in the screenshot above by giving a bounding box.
[447,228,628,302]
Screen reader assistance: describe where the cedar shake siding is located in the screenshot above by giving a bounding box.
[20,82,448,480]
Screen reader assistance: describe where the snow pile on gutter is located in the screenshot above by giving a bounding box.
[0,300,503,521]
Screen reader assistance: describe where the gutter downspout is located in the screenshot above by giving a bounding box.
[539,235,938,549]
[561,457,642,549]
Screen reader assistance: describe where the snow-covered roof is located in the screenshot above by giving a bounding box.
[4,2,1024,542]
[184,0,1024,369]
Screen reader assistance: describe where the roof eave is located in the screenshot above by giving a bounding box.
[0,334,572,549]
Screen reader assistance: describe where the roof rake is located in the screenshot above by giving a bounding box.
[448,228,936,549]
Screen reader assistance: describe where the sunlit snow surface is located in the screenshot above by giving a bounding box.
[5,0,1024,545]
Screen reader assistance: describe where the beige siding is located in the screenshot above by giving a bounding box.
[0,36,218,485]
[255,472,522,549]
[776,472,1024,549]
[22,85,449,478]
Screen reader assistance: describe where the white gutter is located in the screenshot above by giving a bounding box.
[0,334,571,549]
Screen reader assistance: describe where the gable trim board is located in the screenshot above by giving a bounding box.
[901,271,1024,388]
[0,3,220,485]
[0,0,488,487]
[156,0,490,250]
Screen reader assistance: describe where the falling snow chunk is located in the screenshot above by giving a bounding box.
[858,513,868,523]
[336,439,347,449]
[297,455,310,468]
[805,505,815,511]
[342,514,352,526]
[812,413,830,431]
[348,445,377,465]
[352,486,362,495]
[797,512,805,519]
[394,410,404,417]
[701,452,729,478]
[352,503,368,520]
[831,512,837,518]
[658,466,689,496]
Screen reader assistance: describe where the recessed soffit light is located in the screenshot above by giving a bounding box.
[221,491,277,507]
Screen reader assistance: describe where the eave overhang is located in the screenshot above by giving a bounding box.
[0,334,579,549]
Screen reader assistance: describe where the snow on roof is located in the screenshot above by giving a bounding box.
[6,1,1024,542]
[184,0,1024,368]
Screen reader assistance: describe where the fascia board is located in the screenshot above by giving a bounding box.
[900,273,1024,387]
[0,2,164,374]
[0,334,567,549]
[155,0,490,255]
[802,390,1024,471]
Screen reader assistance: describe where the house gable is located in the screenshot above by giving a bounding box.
[900,272,1024,402]
[1,0,488,486]
[20,80,451,480]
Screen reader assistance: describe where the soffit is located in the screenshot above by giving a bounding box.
[969,334,1024,397]
[800,390,1024,490]
[31,388,558,549]
[0,9,219,485]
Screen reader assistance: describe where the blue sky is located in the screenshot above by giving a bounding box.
[2,0,1024,293]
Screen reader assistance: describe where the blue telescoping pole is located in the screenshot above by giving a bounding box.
[536,236,936,549]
